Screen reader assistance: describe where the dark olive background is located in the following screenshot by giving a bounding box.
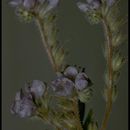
[2,0,128,130]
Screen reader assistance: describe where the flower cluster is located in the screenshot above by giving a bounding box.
[10,0,59,21]
[51,66,92,97]
[77,0,101,13]
[9,0,127,129]
[11,66,92,118]
[10,80,46,118]
[76,0,102,24]
[76,0,115,13]
[10,0,59,12]
[76,0,116,24]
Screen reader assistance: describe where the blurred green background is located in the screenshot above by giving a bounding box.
[2,0,128,130]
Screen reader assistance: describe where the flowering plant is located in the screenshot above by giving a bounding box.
[9,0,127,130]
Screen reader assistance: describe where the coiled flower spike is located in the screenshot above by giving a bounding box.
[10,0,60,22]
[64,66,92,91]
[10,0,59,13]
[51,65,93,101]
[10,89,36,118]
[10,80,47,118]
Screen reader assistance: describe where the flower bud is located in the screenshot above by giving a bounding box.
[51,77,74,97]
[77,0,101,13]
[10,89,36,118]
[107,0,116,7]
[10,0,60,16]
[64,66,78,79]
[75,73,89,91]
[77,2,89,13]
[25,80,46,98]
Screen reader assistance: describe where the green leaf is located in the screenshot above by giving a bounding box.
[78,88,93,103]
[103,86,118,102]
[112,51,125,71]
[88,122,98,130]
[103,87,108,102]
[112,85,118,102]
[83,109,98,130]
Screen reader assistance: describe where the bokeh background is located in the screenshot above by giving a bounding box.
[2,0,128,130]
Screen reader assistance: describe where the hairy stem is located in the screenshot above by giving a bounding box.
[100,16,113,130]
[73,98,83,130]
[35,15,58,72]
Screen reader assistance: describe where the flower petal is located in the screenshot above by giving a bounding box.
[107,0,115,7]
[48,0,59,7]
[90,0,101,9]
[64,66,78,79]
[9,0,22,6]
[43,0,59,14]
[75,73,88,91]
[11,92,36,118]
[23,0,35,9]
[77,2,89,12]
[25,80,46,98]
[51,77,74,96]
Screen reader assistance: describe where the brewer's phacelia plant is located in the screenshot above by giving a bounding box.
[9,0,127,130]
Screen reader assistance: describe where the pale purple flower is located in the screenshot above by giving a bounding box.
[64,66,78,79]
[107,0,115,7]
[48,0,59,7]
[51,77,74,97]
[23,0,36,9]
[75,73,89,91]
[62,65,91,91]
[89,0,101,9]
[10,89,36,118]
[10,0,36,9]
[77,2,89,12]
[42,0,59,14]
[77,0,101,12]
[10,0,22,6]
[10,0,59,12]
[25,80,46,98]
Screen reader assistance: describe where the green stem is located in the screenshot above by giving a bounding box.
[100,16,113,130]
[35,15,58,72]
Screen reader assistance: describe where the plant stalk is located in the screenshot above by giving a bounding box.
[73,98,83,130]
[35,15,58,72]
[100,15,113,130]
